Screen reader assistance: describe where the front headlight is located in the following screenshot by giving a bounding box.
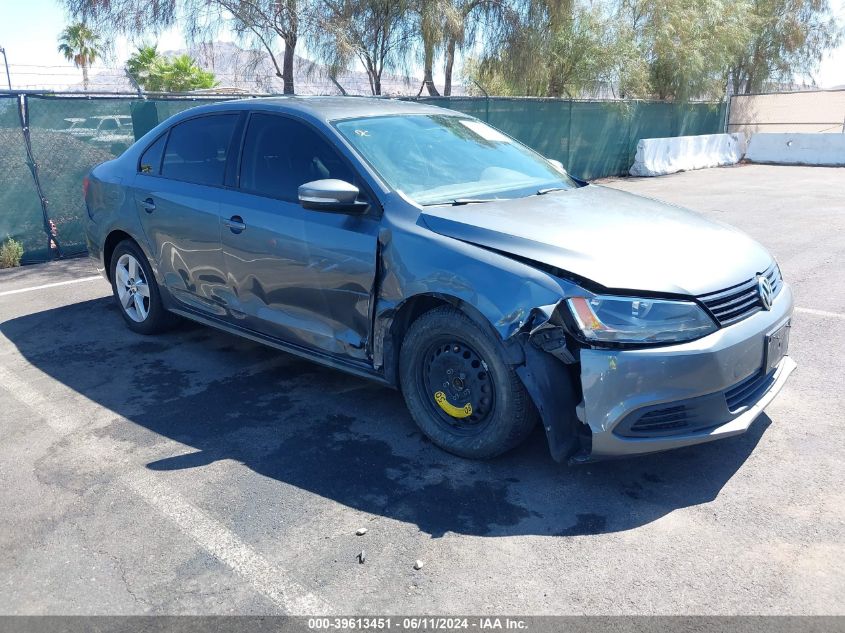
[566,295,717,345]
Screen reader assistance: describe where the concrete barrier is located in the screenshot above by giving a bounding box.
[745,133,845,166]
[629,133,746,177]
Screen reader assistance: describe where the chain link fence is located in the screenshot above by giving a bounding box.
[0,92,725,264]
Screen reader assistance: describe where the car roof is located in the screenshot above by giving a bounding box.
[183,96,464,123]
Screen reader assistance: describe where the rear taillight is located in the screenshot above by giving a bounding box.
[82,176,90,200]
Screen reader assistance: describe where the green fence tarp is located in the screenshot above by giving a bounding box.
[24,95,241,257]
[415,97,726,180]
[4,94,726,264]
[0,95,50,263]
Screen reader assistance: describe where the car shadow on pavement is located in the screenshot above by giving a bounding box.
[2,297,770,538]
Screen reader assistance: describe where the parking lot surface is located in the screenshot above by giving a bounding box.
[0,164,842,615]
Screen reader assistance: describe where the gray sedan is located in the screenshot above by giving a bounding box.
[84,97,795,463]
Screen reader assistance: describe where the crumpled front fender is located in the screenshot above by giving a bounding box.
[510,301,583,463]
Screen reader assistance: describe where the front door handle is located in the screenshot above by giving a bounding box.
[223,215,246,234]
[141,198,156,213]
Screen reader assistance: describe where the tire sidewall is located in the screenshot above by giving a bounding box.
[400,307,535,459]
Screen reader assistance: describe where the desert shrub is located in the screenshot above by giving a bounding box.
[0,237,24,268]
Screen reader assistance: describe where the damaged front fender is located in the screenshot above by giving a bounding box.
[510,301,585,463]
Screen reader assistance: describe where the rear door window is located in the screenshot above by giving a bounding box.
[139,133,167,175]
[162,114,239,186]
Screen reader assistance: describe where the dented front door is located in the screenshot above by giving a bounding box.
[216,187,378,361]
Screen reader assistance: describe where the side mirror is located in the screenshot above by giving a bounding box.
[298,179,368,214]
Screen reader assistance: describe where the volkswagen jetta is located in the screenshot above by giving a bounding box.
[84,97,795,462]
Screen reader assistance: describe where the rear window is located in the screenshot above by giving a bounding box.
[162,115,239,186]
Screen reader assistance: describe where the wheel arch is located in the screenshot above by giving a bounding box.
[377,292,522,389]
[378,291,584,463]
[102,229,159,285]
[102,230,136,282]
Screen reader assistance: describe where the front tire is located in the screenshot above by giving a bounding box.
[110,240,175,335]
[399,306,537,459]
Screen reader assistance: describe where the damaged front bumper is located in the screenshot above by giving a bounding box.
[517,283,796,463]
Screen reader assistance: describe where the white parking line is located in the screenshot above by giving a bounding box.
[0,276,103,298]
[795,307,845,320]
[124,470,330,614]
[0,357,329,615]
[0,365,87,435]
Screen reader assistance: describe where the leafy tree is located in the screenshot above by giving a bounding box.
[313,0,416,95]
[126,44,165,91]
[158,54,218,91]
[468,1,644,98]
[126,46,217,92]
[62,0,844,98]
[729,0,842,93]
[57,22,102,90]
[65,0,310,94]
[184,0,313,95]
[418,0,447,95]
[624,0,750,100]
[417,0,498,96]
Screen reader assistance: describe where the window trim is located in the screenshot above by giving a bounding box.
[147,112,243,189]
[234,110,381,214]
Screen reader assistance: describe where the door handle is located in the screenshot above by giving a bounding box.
[224,215,246,234]
[141,198,156,213]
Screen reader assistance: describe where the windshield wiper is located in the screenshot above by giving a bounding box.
[536,187,568,195]
[451,198,495,206]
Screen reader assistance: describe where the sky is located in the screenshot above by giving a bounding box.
[1,0,844,90]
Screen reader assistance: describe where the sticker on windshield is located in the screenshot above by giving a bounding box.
[459,120,510,142]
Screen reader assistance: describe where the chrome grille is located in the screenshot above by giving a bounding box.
[699,263,782,326]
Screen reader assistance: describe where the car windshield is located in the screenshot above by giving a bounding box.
[334,114,577,205]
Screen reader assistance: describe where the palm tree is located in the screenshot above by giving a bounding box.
[126,44,165,92]
[160,55,217,92]
[57,22,102,91]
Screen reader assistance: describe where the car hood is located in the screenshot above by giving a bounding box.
[419,184,773,296]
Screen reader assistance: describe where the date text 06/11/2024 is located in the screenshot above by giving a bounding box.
[307,618,529,630]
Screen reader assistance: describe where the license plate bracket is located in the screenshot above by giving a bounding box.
[764,321,791,375]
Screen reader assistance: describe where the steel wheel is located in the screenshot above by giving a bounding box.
[400,306,538,459]
[419,339,497,436]
[115,252,151,323]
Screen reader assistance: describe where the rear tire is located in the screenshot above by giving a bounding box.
[399,306,537,459]
[110,240,176,335]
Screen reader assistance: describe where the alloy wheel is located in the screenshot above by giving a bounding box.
[115,253,150,323]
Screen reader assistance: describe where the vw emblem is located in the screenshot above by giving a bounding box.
[757,275,774,310]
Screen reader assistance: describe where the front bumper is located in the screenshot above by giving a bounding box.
[577,283,796,459]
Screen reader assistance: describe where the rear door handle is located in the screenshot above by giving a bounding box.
[141,198,156,213]
[223,215,246,234]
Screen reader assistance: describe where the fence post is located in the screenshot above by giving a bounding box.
[627,101,636,174]
[16,94,63,259]
[565,99,572,171]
